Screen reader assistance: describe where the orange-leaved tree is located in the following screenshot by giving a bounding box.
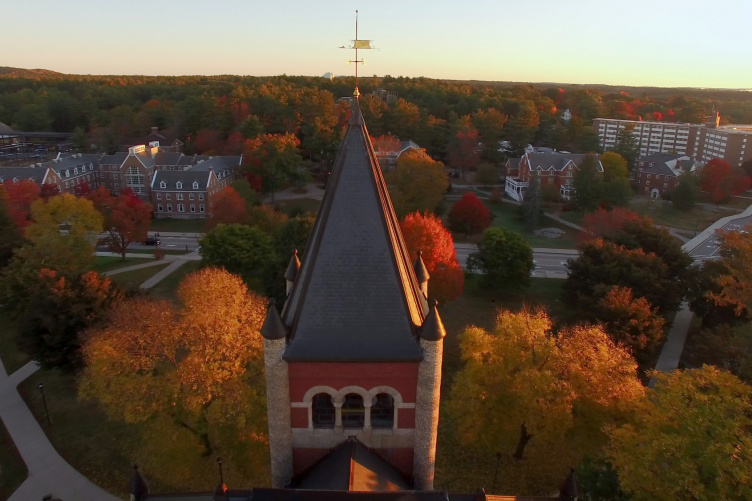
[1,179,40,234]
[447,307,643,495]
[79,267,270,488]
[578,207,642,244]
[400,211,463,303]
[207,186,248,230]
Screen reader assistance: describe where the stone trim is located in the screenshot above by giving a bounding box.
[296,385,408,431]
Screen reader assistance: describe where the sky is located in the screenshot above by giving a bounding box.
[4,0,752,89]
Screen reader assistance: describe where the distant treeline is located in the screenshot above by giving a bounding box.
[1,73,751,164]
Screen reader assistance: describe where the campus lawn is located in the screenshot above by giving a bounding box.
[0,418,27,501]
[106,263,171,292]
[148,261,203,303]
[0,320,30,376]
[90,256,157,274]
[629,197,737,231]
[485,201,578,249]
[272,197,321,216]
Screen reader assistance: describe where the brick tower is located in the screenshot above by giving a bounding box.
[260,103,445,491]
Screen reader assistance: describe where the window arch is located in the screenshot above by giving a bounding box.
[312,393,335,429]
[193,181,199,189]
[176,181,183,189]
[341,393,365,428]
[370,393,394,429]
[160,181,167,189]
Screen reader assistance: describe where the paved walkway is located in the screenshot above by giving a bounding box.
[0,359,121,501]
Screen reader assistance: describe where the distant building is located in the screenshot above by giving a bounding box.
[635,152,698,198]
[505,151,603,201]
[593,112,752,168]
[371,134,423,171]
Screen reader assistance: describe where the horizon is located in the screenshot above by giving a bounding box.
[4,0,752,90]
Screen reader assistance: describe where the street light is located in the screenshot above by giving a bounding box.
[217,456,224,486]
[38,383,51,427]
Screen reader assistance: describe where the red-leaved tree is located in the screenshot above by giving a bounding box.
[2,179,40,234]
[87,187,152,260]
[447,192,492,235]
[40,183,61,201]
[578,207,642,244]
[208,186,247,230]
[400,211,464,303]
[700,158,751,204]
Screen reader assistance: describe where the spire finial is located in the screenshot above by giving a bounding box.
[340,10,374,101]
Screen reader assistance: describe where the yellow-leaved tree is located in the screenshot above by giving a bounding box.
[79,267,269,489]
[445,307,643,495]
[606,365,752,501]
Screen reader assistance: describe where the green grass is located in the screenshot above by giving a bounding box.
[272,197,321,215]
[148,261,203,303]
[18,368,144,499]
[107,263,171,292]
[90,256,157,274]
[485,201,578,249]
[630,198,737,231]
[0,418,27,500]
[0,321,30,376]
[149,218,207,233]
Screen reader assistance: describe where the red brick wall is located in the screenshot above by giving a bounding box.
[288,362,419,403]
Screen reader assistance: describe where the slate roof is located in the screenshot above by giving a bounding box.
[640,152,684,164]
[0,166,49,183]
[100,152,128,165]
[153,151,184,166]
[134,151,156,169]
[45,153,100,176]
[281,103,426,362]
[525,152,602,172]
[151,170,212,191]
[639,162,677,177]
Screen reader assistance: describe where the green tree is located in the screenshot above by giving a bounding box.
[607,366,752,501]
[504,100,540,154]
[600,152,629,182]
[671,172,699,211]
[521,170,542,230]
[449,307,643,494]
[573,154,603,211]
[0,187,23,269]
[231,179,261,209]
[474,162,499,185]
[614,125,639,170]
[384,148,449,218]
[199,224,276,288]
[467,227,533,289]
[242,133,303,202]
[71,127,89,152]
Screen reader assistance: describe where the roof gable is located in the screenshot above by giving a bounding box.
[282,105,426,362]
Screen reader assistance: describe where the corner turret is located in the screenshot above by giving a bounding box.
[413,251,430,298]
[284,249,301,296]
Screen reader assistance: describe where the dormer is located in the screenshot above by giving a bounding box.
[176,181,183,190]
[192,181,199,189]
[160,181,167,189]
[65,170,70,178]
[74,167,78,174]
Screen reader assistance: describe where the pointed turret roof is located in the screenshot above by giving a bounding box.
[413,251,430,284]
[282,104,427,361]
[284,249,301,282]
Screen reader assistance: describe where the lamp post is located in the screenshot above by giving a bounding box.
[217,456,224,486]
[491,452,502,493]
[38,383,51,427]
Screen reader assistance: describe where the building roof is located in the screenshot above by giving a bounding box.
[525,152,602,172]
[280,103,426,362]
[640,162,677,177]
[639,152,685,164]
[100,152,128,165]
[0,166,49,184]
[153,151,184,166]
[44,153,101,175]
[293,438,411,491]
[151,170,212,191]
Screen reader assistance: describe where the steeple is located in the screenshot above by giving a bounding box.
[281,102,427,362]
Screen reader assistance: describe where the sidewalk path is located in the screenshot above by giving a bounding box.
[649,304,693,388]
[0,359,121,501]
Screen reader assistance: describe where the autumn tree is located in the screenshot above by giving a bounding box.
[466,227,533,290]
[242,133,303,202]
[706,227,752,316]
[472,107,507,163]
[607,366,752,501]
[504,100,540,154]
[447,119,481,178]
[573,154,603,211]
[79,267,270,488]
[449,307,643,494]
[688,259,750,327]
[199,224,276,288]
[447,192,492,235]
[578,207,642,244]
[207,186,247,230]
[0,187,23,268]
[700,158,751,204]
[595,285,666,353]
[19,269,120,369]
[2,179,40,234]
[247,205,289,235]
[384,148,449,218]
[400,211,464,303]
[231,179,261,209]
[87,187,152,260]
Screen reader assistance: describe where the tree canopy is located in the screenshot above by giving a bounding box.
[87,187,152,260]
[449,307,643,494]
[466,227,533,290]
[447,193,492,235]
[384,148,448,218]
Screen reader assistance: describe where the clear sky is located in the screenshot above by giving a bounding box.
[4,0,751,89]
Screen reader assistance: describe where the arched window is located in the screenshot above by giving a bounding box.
[312,393,335,429]
[342,393,365,428]
[370,393,394,429]
[193,181,199,189]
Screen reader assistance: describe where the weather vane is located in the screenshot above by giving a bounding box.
[340,10,373,100]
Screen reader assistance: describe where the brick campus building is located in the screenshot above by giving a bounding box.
[133,104,577,501]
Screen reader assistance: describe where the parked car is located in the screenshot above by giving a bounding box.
[144,236,160,245]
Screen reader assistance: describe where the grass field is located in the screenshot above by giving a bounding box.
[149,218,207,233]
[0,418,27,501]
[90,256,156,274]
[106,263,170,292]
[148,261,203,303]
[630,198,738,231]
[485,201,578,249]
[272,197,321,215]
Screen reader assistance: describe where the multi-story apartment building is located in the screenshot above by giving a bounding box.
[593,113,752,168]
